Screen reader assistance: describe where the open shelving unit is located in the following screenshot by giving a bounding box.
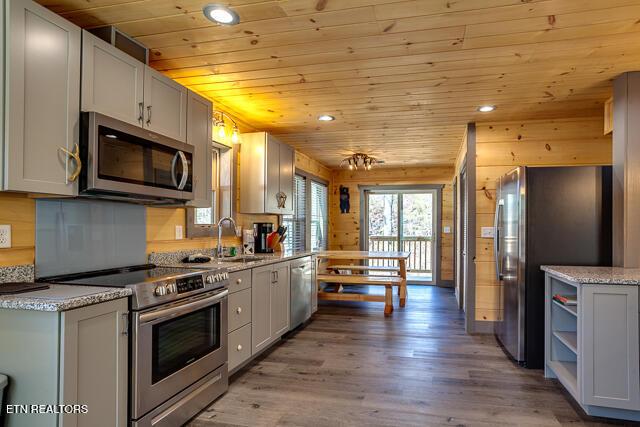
[547,276,579,401]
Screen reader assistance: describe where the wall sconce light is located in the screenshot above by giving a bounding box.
[213,111,241,144]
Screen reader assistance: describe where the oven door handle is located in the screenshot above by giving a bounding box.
[139,289,228,325]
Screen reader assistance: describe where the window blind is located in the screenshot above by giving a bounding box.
[311,181,328,251]
[282,174,306,252]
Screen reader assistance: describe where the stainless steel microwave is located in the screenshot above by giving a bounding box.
[80,112,194,203]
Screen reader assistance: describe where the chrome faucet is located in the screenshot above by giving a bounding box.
[217,216,237,258]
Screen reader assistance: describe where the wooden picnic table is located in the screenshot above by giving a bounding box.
[314,251,411,316]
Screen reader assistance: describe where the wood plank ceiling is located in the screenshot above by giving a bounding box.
[38,0,640,168]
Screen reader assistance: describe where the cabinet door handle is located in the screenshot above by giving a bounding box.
[237,344,243,351]
[138,102,144,124]
[236,307,242,314]
[146,105,152,125]
[236,278,242,284]
[276,192,287,209]
[121,312,129,336]
[58,143,82,182]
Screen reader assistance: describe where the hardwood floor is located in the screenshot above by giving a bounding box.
[189,286,625,426]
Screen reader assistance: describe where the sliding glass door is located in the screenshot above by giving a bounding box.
[364,189,437,284]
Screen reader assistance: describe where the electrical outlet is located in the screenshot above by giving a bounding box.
[0,225,11,249]
[443,226,451,234]
[481,226,495,238]
[175,225,184,240]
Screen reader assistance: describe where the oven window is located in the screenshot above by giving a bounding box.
[97,125,193,192]
[151,304,219,384]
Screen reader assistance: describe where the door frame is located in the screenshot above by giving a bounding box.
[359,184,443,285]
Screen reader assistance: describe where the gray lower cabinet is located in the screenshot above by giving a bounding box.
[581,285,640,410]
[228,288,251,333]
[0,298,128,427]
[251,262,291,355]
[3,0,81,195]
[228,324,251,372]
[227,270,253,373]
[545,273,640,421]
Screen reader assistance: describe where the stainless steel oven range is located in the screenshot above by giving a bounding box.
[43,264,230,427]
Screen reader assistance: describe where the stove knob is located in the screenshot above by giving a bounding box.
[166,283,177,294]
[223,272,229,280]
[154,284,167,296]
[206,275,214,284]
[214,274,221,282]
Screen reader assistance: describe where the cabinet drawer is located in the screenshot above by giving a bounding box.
[228,288,251,332]
[229,269,251,293]
[228,323,251,372]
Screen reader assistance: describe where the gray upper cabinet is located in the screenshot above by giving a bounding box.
[240,132,295,215]
[81,30,144,127]
[3,0,81,195]
[278,141,295,215]
[81,30,188,143]
[186,90,213,208]
[143,66,188,142]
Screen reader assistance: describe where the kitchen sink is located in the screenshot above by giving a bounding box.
[217,255,268,263]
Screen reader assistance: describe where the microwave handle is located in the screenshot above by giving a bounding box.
[171,151,189,190]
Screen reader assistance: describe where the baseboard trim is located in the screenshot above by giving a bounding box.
[471,320,496,335]
[437,279,454,288]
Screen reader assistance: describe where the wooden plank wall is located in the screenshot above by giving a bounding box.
[0,148,328,265]
[146,149,330,254]
[474,116,612,322]
[0,193,35,267]
[329,166,455,282]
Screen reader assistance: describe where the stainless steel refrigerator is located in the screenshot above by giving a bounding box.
[493,166,612,368]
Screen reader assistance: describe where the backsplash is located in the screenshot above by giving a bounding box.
[36,199,146,277]
[0,265,35,284]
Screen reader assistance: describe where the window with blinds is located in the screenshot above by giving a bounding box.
[282,174,306,252]
[311,181,328,251]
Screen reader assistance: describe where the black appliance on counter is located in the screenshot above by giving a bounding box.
[493,166,612,369]
[254,222,274,253]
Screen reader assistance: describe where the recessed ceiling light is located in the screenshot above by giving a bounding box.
[203,4,240,25]
[318,114,335,121]
[477,105,496,112]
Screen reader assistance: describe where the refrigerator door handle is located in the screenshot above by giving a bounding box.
[494,200,504,281]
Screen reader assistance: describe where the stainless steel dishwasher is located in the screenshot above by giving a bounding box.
[290,256,313,330]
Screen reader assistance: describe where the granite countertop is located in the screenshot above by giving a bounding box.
[0,284,132,312]
[541,266,640,285]
[150,249,314,272]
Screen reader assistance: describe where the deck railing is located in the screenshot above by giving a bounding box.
[368,236,432,273]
